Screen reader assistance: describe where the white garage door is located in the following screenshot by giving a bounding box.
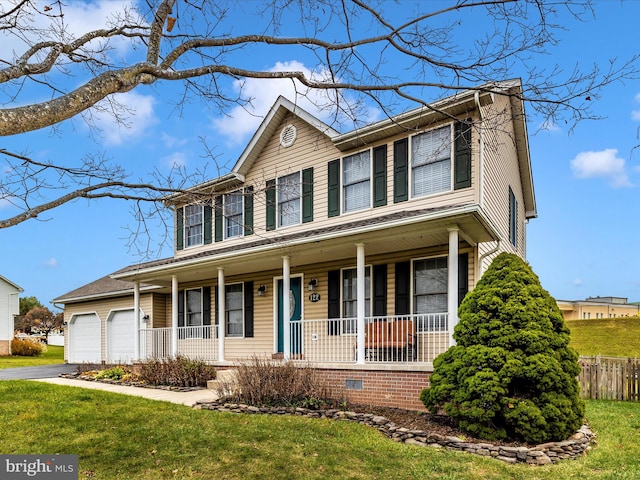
[68,314,101,364]
[107,310,135,364]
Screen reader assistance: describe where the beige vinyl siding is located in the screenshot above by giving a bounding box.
[478,95,527,274]
[175,114,480,258]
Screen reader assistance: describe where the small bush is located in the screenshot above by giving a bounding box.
[11,338,45,356]
[95,366,127,381]
[139,356,216,388]
[219,356,331,408]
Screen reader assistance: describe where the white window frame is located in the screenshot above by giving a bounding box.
[184,288,203,327]
[412,256,448,332]
[277,171,301,228]
[224,191,244,239]
[342,150,372,213]
[341,265,371,335]
[184,204,204,248]
[225,283,244,338]
[410,124,453,199]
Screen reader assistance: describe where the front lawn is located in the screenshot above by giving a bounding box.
[0,381,639,479]
[0,345,64,368]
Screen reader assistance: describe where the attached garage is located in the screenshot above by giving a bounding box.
[106,309,135,364]
[68,313,101,363]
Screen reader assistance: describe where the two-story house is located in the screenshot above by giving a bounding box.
[54,79,536,409]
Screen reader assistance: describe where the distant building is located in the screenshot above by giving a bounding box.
[557,296,640,320]
[0,275,23,355]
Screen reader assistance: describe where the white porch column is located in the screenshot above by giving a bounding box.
[282,256,291,361]
[133,280,140,361]
[448,227,459,346]
[356,243,366,364]
[171,275,178,357]
[217,268,226,362]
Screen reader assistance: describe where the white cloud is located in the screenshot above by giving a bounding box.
[570,148,632,188]
[211,60,382,146]
[161,132,188,149]
[632,93,640,121]
[572,278,583,287]
[89,91,158,145]
[539,120,561,133]
[162,152,187,169]
[43,257,59,268]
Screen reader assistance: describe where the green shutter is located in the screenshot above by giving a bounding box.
[302,167,314,223]
[454,120,472,190]
[214,196,223,242]
[176,207,184,250]
[458,253,469,306]
[394,261,410,315]
[244,281,254,338]
[244,186,254,236]
[266,179,276,231]
[204,203,213,245]
[393,139,408,203]
[203,286,211,339]
[373,264,387,317]
[373,145,387,207]
[327,269,340,335]
[327,159,340,217]
[177,289,185,328]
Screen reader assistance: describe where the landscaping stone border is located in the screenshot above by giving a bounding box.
[198,400,595,465]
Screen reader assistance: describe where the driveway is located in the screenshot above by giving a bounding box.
[0,364,79,380]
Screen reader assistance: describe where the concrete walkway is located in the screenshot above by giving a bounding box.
[34,377,219,407]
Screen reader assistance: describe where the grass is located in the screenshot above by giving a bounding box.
[567,317,640,357]
[0,345,64,368]
[0,381,639,480]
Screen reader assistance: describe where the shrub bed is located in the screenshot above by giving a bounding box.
[11,338,45,356]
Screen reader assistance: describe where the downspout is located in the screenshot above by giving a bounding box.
[474,91,485,211]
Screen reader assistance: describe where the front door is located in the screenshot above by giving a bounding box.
[277,277,302,354]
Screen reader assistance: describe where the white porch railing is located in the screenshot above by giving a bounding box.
[139,326,218,361]
[293,314,449,364]
[139,315,448,365]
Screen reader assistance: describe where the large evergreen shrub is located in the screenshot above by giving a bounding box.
[420,252,584,443]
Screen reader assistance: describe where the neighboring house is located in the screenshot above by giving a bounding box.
[557,296,640,320]
[0,275,23,355]
[54,79,536,410]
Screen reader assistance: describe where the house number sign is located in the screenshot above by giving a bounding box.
[308,292,321,302]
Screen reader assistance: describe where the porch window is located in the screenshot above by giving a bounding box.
[342,266,371,334]
[184,204,203,247]
[343,150,371,212]
[414,257,448,331]
[278,172,301,227]
[411,125,452,198]
[224,191,244,239]
[185,288,203,326]
[226,283,244,337]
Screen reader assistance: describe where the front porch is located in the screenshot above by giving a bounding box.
[139,313,450,367]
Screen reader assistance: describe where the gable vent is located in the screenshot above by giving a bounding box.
[280,124,297,148]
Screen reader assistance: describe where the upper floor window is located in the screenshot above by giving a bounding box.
[343,150,371,213]
[411,126,452,198]
[224,191,244,239]
[184,204,203,247]
[278,172,301,228]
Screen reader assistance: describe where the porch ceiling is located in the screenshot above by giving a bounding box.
[114,205,498,287]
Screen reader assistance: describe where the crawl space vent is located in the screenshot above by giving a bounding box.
[279,124,297,147]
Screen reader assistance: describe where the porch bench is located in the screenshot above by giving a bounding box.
[364,319,416,361]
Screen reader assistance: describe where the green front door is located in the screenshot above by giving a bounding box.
[277,277,302,354]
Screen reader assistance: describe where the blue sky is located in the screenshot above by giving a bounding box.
[1,1,639,307]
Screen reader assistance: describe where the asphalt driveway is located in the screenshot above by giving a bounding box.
[0,364,79,380]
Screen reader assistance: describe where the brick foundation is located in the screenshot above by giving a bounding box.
[0,340,10,356]
[313,368,431,411]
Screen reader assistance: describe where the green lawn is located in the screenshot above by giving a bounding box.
[0,345,64,368]
[567,317,640,357]
[0,381,638,480]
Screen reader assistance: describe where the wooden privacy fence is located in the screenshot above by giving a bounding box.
[578,356,640,401]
